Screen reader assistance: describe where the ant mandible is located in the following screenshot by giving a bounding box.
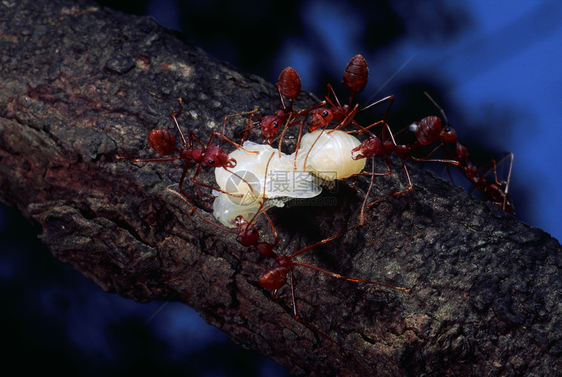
[117,98,256,213]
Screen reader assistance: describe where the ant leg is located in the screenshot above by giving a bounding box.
[357,157,392,215]
[164,188,237,234]
[188,130,206,150]
[291,261,411,294]
[288,120,307,170]
[239,113,263,143]
[329,103,360,133]
[289,224,363,260]
[296,101,327,119]
[345,120,385,136]
[219,108,259,148]
[115,155,181,163]
[359,157,393,178]
[275,114,295,157]
[277,101,326,166]
[359,158,377,225]
[274,82,290,112]
[423,91,448,126]
[171,98,188,147]
[499,153,514,210]
[325,83,343,109]
[359,94,394,123]
[478,153,514,187]
[259,206,279,246]
[176,163,196,214]
[287,270,347,355]
[192,164,256,200]
[392,121,416,140]
[366,160,413,210]
[301,128,325,172]
[476,153,514,212]
[208,132,259,155]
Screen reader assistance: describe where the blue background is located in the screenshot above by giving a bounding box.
[1,1,561,375]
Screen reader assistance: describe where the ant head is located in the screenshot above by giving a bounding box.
[148,129,176,155]
[235,215,259,247]
[308,108,334,132]
[484,183,504,203]
[440,126,458,144]
[261,115,281,144]
[202,145,235,168]
[351,137,382,160]
[483,184,515,214]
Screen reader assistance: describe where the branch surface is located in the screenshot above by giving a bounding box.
[1,1,561,376]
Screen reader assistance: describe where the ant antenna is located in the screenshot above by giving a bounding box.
[362,54,416,107]
[423,91,449,126]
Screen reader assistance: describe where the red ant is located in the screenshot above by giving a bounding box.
[403,93,514,213]
[209,152,409,351]
[308,55,394,133]
[229,147,410,349]
[277,65,302,113]
[117,98,257,213]
[350,120,415,218]
[233,204,410,353]
[242,67,325,147]
[452,143,514,214]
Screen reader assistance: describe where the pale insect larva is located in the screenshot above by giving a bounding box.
[295,130,366,181]
[213,141,322,227]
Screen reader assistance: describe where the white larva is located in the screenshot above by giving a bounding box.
[213,141,322,227]
[212,193,262,227]
[212,194,295,228]
[212,131,365,226]
[294,130,366,180]
[214,141,321,200]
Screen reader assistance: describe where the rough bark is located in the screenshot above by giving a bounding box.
[1,1,561,376]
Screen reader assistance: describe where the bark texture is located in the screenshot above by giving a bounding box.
[1,1,561,376]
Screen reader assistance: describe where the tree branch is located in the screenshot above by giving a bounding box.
[1,1,561,375]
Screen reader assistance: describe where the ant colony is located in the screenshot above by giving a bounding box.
[117,54,514,353]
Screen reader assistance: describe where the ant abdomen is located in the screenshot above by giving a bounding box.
[260,267,289,290]
[277,67,302,100]
[342,54,368,95]
[148,129,176,155]
[415,116,442,146]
